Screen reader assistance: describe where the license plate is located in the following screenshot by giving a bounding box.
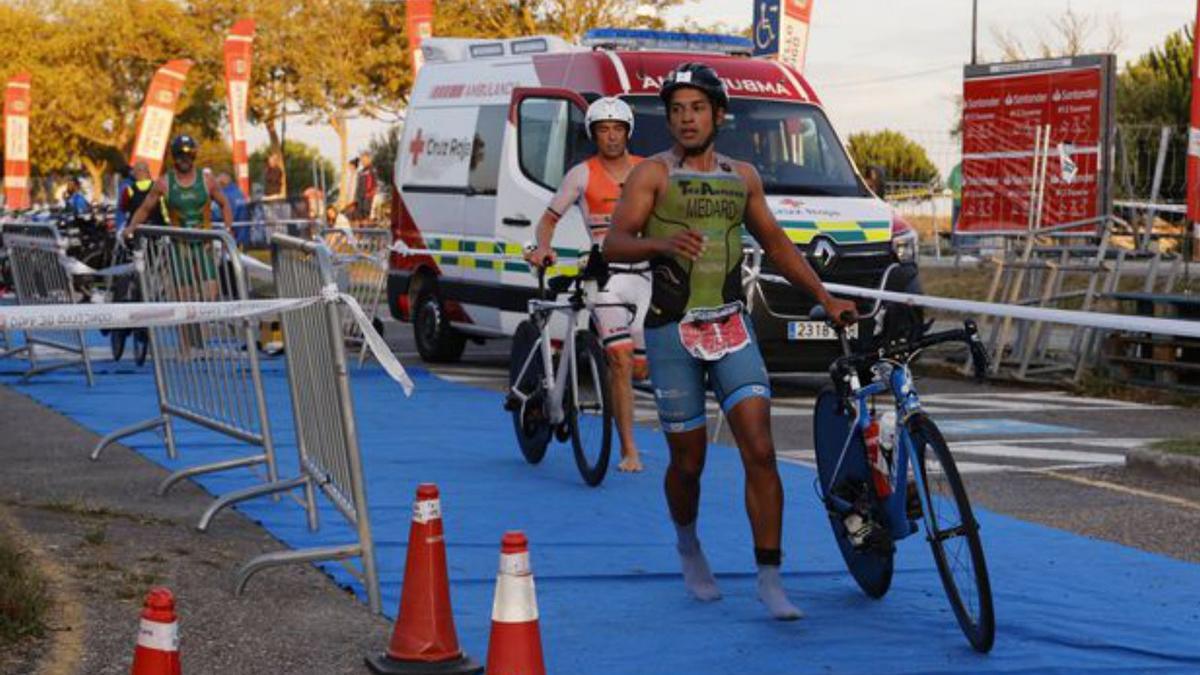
[787,321,858,341]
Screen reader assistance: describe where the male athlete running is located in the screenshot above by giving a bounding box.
[526,97,650,473]
[603,63,857,620]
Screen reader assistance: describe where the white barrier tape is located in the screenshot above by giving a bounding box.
[0,293,415,395]
[390,241,583,266]
[239,253,274,281]
[0,297,313,332]
[412,498,442,524]
[136,619,179,652]
[1113,200,1187,215]
[326,284,415,396]
[757,273,1200,339]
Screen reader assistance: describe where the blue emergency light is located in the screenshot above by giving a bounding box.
[582,28,752,54]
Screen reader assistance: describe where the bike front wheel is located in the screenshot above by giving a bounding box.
[508,320,551,464]
[568,331,612,486]
[909,415,995,653]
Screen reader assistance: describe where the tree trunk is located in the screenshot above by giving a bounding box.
[331,113,351,209]
[80,157,108,204]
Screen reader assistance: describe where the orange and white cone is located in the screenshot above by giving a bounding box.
[366,484,481,675]
[486,531,545,675]
[131,587,181,675]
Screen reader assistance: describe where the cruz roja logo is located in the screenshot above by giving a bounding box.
[810,237,837,270]
[409,129,473,167]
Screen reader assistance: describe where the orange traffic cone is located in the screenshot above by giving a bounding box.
[131,587,181,675]
[486,531,545,675]
[366,484,481,675]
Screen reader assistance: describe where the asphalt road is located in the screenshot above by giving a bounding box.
[381,318,1200,564]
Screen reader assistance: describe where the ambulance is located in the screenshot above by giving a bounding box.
[387,29,922,371]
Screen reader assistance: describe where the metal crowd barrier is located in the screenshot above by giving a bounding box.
[0,222,94,384]
[90,226,278,512]
[212,233,380,612]
[321,227,389,364]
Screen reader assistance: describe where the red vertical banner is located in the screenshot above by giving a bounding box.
[781,0,815,74]
[406,0,434,75]
[225,19,255,198]
[1187,0,1200,223]
[130,59,193,179]
[4,73,32,211]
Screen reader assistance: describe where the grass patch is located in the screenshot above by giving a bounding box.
[0,499,175,527]
[82,526,106,547]
[0,533,48,644]
[920,266,998,303]
[1075,373,1200,409]
[1149,438,1200,457]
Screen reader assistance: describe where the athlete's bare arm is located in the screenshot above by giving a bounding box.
[206,174,233,230]
[737,162,857,326]
[604,160,703,263]
[124,177,168,237]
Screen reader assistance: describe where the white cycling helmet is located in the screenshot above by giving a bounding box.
[585,97,634,140]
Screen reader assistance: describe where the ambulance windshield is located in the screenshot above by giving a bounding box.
[625,97,869,198]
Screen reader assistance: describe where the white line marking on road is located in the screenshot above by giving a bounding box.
[943,443,1124,464]
[1044,471,1200,512]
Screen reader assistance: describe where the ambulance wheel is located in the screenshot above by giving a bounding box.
[413,288,466,363]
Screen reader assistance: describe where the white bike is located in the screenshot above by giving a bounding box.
[504,257,630,487]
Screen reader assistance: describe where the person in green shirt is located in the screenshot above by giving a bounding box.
[604,63,857,622]
[947,161,963,242]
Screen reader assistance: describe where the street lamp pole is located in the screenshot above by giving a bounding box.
[971,0,979,65]
[969,0,979,65]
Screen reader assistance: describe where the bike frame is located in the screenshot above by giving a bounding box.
[818,359,939,544]
[509,295,590,427]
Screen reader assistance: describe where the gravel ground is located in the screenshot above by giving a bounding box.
[0,384,392,675]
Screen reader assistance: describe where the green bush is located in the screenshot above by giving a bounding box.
[0,534,48,644]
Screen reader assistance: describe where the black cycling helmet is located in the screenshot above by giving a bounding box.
[170,134,198,159]
[659,62,729,110]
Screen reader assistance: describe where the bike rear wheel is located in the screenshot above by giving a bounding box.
[568,331,612,486]
[909,415,995,653]
[508,320,551,464]
[812,385,894,599]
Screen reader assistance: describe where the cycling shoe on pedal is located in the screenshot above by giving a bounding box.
[833,481,895,554]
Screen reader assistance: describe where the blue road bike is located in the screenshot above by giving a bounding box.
[811,298,996,653]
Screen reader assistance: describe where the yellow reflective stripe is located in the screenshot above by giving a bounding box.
[813,221,860,231]
[862,229,892,243]
[785,229,817,244]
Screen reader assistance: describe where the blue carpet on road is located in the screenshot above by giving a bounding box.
[3,341,1199,674]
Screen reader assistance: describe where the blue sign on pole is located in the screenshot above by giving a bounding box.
[753,0,781,58]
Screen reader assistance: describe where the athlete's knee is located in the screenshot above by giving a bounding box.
[632,352,649,381]
[740,435,777,473]
[607,347,634,374]
[668,446,706,481]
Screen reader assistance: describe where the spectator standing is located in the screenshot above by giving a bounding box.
[63,177,89,214]
[354,152,377,224]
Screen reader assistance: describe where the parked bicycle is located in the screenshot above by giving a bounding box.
[810,272,996,652]
[504,251,629,486]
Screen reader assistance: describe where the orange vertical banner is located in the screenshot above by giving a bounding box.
[1187,0,1200,222]
[781,0,815,74]
[130,60,193,179]
[406,0,434,75]
[225,19,255,198]
[4,73,32,211]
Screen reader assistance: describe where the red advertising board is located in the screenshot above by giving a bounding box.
[960,55,1114,234]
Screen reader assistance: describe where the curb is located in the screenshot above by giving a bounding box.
[1125,448,1200,484]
